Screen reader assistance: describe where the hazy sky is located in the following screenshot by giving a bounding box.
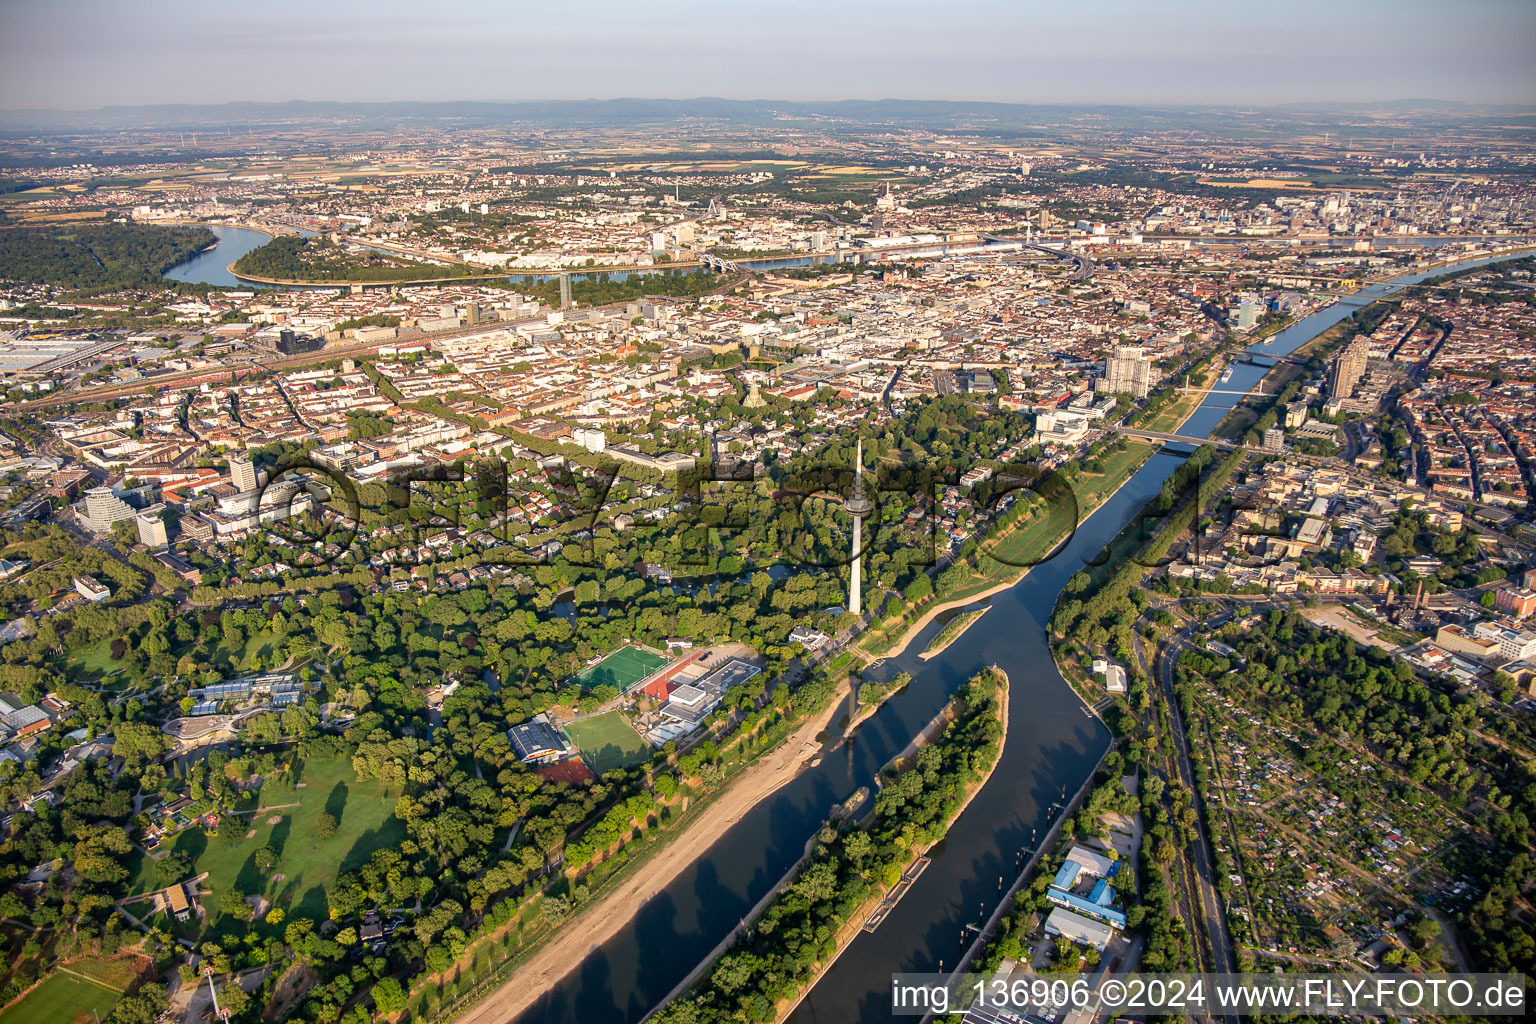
[2,0,1533,110]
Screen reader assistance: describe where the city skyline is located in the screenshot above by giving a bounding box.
[2,0,1534,111]
[0,7,1534,1020]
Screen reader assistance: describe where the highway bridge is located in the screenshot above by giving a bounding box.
[1175,385,1281,397]
[1107,425,1241,450]
[978,233,1095,282]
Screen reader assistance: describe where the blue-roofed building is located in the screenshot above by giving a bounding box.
[1053,861,1082,890]
[1045,886,1127,929]
[200,680,252,701]
[190,699,220,716]
[1089,877,1116,906]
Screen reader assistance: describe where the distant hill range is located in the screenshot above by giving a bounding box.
[1,97,1531,133]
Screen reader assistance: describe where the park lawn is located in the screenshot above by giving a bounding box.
[977,480,1083,579]
[1075,442,1156,509]
[0,969,118,1024]
[63,638,119,678]
[565,712,651,774]
[139,753,405,933]
[211,633,284,674]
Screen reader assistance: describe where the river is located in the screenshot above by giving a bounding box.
[497,245,1532,1024]
[163,225,276,287]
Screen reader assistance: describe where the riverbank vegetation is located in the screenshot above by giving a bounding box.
[1051,445,1244,671]
[857,435,1156,658]
[523,267,730,307]
[232,235,482,283]
[410,665,856,1023]
[922,609,983,657]
[0,222,215,287]
[851,671,909,725]
[655,668,1006,1024]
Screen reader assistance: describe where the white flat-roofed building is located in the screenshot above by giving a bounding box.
[1064,844,1117,878]
[136,503,168,547]
[1474,621,1536,662]
[1043,906,1116,950]
[73,575,110,602]
[1091,657,1127,693]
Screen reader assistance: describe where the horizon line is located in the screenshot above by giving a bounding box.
[5,95,1535,116]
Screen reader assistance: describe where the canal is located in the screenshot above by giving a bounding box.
[506,246,1531,1024]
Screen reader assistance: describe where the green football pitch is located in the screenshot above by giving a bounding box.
[564,712,653,774]
[571,646,670,691]
[0,969,118,1024]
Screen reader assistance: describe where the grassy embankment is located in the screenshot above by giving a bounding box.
[733,670,1006,1024]
[403,657,859,1023]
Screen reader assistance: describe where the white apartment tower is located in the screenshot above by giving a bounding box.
[230,455,258,493]
[136,504,169,548]
[1105,346,1153,399]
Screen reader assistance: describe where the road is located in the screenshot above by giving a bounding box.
[978,233,1095,281]
[1154,636,1238,979]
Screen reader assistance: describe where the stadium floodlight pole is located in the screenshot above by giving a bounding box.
[204,964,231,1021]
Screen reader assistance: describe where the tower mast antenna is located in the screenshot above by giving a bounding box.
[845,439,873,617]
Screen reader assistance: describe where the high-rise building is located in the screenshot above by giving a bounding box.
[1494,586,1536,620]
[230,455,258,493]
[1328,337,1369,400]
[136,504,169,547]
[78,486,137,533]
[1264,426,1285,453]
[1104,346,1153,398]
[464,302,481,326]
[1236,295,1259,330]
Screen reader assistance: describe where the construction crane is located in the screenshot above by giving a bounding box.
[741,356,786,380]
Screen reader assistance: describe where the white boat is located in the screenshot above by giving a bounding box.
[1220,366,1234,383]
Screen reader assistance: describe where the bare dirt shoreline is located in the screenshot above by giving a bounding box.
[454,680,851,1024]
